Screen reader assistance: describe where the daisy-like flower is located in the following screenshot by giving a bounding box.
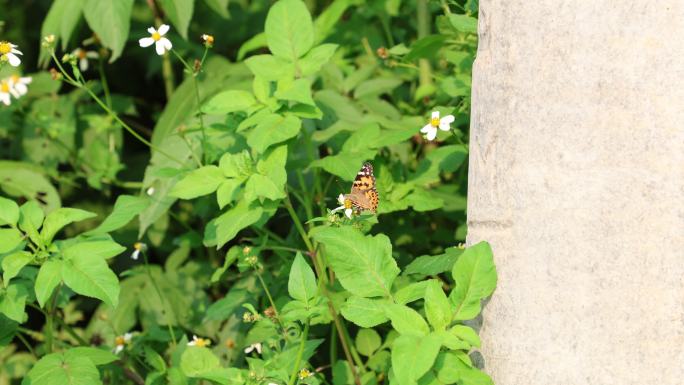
[201,34,214,47]
[9,75,31,98]
[0,41,22,67]
[420,111,455,141]
[187,335,211,347]
[298,368,314,380]
[139,25,173,56]
[244,342,262,355]
[113,332,132,354]
[331,194,353,219]
[71,48,99,71]
[130,242,147,260]
[0,79,13,106]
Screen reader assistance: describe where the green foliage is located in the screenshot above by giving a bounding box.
[0,0,492,384]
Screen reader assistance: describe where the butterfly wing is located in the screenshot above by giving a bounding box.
[347,162,379,213]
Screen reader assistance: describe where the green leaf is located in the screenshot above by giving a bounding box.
[244,144,288,200]
[311,226,399,298]
[62,254,120,307]
[340,296,390,328]
[405,35,447,62]
[159,0,194,39]
[246,114,301,154]
[0,161,61,213]
[393,280,428,305]
[288,253,317,304]
[218,151,252,179]
[299,44,338,76]
[265,0,314,61]
[216,179,242,209]
[450,241,497,320]
[83,0,133,62]
[355,329,381,357]
[391,334,442,385]
[0,196,19,226]
[0,314,17,347]
[354,78,403,99]
[86,195,149,235]
[144,346,168,372]
[207,200,263,249]
[39,0,85,64]
[204,287,249,321]
[451,325,481,348]
[62,239,126,260]
[0,283,30,323]
[448,14,478,34]
[424,280,452,331]
[309,152,375,181]
[0,228,23,254]
[180,347,218,376]
[204,0,229,18]
[22,351,102,385]
[202,90,256,115]
[274,79,315,106]
[1,251,32,286]
[35,260,63,308]
[434,352,493,385]
[67,347,119,366]
[170,166,225,199]
[244,54,295,81]
[385,304,429,337]
[41,208,97,245]
[404,247,462,276]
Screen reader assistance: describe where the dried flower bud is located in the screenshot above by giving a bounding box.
[376,46,389,59]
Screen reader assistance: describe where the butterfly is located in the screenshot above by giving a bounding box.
[342,162,379,214]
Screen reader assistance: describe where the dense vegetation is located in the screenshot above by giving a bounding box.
[0,1,496,384]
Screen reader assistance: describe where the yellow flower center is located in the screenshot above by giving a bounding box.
[77,50,87,59]
[430,117,440,127]
[344,198,353,210]
[0,42,10,55]
[133,242,143,251]
[1,81,9,93]
[115,336,126,346]
[10,75,19,82]
[152,32,161,41]
[195,338,210,347]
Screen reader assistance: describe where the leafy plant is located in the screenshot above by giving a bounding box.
[0,0,493,384]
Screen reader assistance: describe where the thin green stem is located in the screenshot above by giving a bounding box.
[255,270,279,318]
[417,0,433,89]
[340,319,367,372]
[170,49,207,163]
[45,285,61,353]
[287,322,310,385]
[16,330,35,356]
[141,251,178,347]
[283,193,315,252]
[98,59,112,109]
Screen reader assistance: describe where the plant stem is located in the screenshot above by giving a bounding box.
[45,285,60,353]
[283,193,315,252]
[142,251,178,347]
[170,49,207,164]
[417,0,433,90]
[287,322,310,385]
[16,330,35,356]
[255,270,279,319]
[98,59,112,109]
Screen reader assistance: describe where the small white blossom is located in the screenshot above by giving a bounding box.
[187,335,211,347]
[8,75,31,98]
[131,242,147,260]
[139,25,173,56]
[244,342,262,355]
[72,48,99,71]
[0,41,22,67]
[0,79,12,106]
[146,187,155,196]
[113,332,132,354]
[420,111,455,141]
[331,193,353,219]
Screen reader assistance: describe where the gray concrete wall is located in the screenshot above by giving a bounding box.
[466,1,684,384]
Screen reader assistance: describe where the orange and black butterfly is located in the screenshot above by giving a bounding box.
[342,162,379,214]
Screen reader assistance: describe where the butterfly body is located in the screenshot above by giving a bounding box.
[344,162,379,214]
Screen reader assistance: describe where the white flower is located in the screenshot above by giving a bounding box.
[139,25,173,56]
[0,79,12,106]
[8,75,31,98]
[201,34,214,46]
[244,342,262,355]
[420,111,455,141]
[187,335,211,347]
[0,41,22,67]
[146,187,155,196]
[113,332,133,354]
[72,48,99,71]
[130,242,147,260]
[331,193,353,219]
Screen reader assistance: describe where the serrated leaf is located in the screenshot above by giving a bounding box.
[450,241,497,320]
[62,239,126,260]
[404,247,462,276]
[311,226,399,298]
[0,228,23,254]
[35,259,63,308]
[265,0,314,61]
[0,196,19,226]
[424,280,452,331]
[340,296,390,328]
[170,166,225,199]
[288,253,317,304]
[391,334,442,385]
[86,195,149,235]
[67,347,119,366]
[83,0,133,62]
[299,44,338,76]
[207,200,263,249]
[41,208,97,245]
[216,179,242,209]
[246,114,301,154]
[355,329,381,357]
[450,325,481,348]
[62,254,120,307]
[0,282,30,322]
[22,351,102,385]
[275,78,315,106]
[385,304,429,336]
[202,90,256,115]
[244,54,295,81]
[448,14,478,34]
[1,251,32,286]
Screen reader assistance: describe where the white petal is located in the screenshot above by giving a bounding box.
[337,194,346,205]
[114,345,123,354]
[187,341,197,346]
[439,115,455,131]
[420,123,433,134]
[0,93,10,105]
[7,53,20,67]
[86,51,99,59]
[431,111,440,119]
[425,127,438,141]
[147,26,157,34]
[155,41,166,55]
[79,58,89,72]
[124,333,132,341]
[158,24,170,36]
[331,205,344,213]
[131,250,140,260]
[255,343,262,354]
[10,48,22,55]
[162,38,172,51]
[345,208,353,219]
[244,346,252,353]
[20,77,32,84]
[139,37,155,48]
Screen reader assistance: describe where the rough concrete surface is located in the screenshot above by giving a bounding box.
[466,1,684,384]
